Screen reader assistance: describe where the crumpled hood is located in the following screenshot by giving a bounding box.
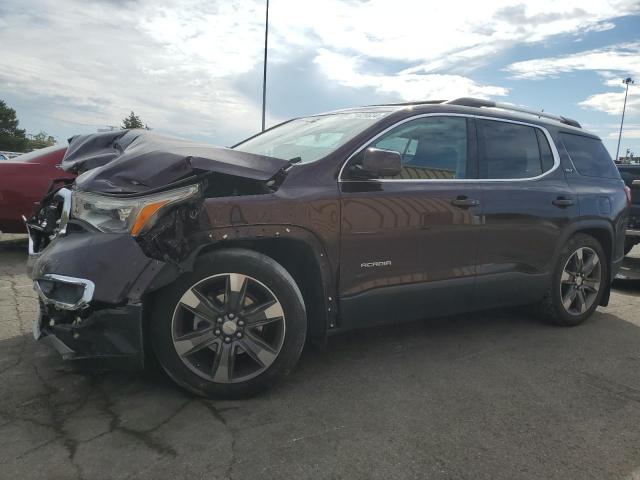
[63,129,289,194]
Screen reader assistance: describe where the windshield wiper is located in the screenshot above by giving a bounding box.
[288,156,302,164]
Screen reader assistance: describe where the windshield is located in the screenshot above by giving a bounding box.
[233,111,391,163]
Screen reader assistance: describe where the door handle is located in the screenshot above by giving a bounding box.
[552,197,575,207]
[451,196,480,208]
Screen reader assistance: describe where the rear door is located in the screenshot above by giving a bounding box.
[474,118,578,308]
[338,115,483,328]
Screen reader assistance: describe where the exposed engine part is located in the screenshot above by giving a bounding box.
[25,184,72,253]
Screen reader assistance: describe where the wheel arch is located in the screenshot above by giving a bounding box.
[185,225,337,341]
[555,219,615,307]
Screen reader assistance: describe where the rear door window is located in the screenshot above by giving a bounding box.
[477,119,553,179]
[560,133,620,179]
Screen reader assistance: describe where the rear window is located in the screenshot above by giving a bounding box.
[560,133,620,179]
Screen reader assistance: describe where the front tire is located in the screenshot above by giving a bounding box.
[150,248,307,398]
[539,233,607,326]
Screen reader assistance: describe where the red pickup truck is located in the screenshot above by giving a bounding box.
[0,145,73,233]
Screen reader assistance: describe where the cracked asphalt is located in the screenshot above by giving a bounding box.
[1,234,640,480]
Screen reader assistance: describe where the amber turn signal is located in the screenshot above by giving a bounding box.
[130,201,168,236]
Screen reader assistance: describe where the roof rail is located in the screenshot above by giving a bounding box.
[369,100,446,107]
[446,97,581,128]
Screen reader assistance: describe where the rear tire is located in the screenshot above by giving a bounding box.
[150,248,307,399]
[538,233,607,326]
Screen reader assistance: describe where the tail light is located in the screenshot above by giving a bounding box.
[624,185,632,206]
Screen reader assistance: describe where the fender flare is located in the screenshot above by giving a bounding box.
[142,223,339,337]
[551,218,615,306]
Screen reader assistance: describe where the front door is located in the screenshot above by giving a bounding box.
[338,115,482,328]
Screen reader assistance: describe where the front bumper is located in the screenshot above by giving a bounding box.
[28,228,172,370]
[34,301,145,370]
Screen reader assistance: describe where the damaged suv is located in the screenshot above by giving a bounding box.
[27,98,628,397]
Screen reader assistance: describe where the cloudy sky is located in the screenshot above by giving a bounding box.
[1,0,639,157]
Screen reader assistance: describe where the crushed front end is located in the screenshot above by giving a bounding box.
[28,191,138,369]
[26,184,202,369]
[25,129,288,370]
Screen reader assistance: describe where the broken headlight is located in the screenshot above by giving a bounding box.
[71,184,200,236]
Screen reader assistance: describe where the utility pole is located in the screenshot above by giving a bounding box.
[261,0,269,132]
[615,77,635,162]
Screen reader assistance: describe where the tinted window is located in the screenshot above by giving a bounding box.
[478,120,549,179]
[369,116,468,179]
[560,133,620,179]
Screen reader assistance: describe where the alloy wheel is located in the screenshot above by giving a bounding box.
[559,247,602,316]
[171,273,286,383]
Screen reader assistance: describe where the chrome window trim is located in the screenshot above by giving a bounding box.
[337,113,561,183]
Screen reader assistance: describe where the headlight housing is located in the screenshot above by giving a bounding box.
[71,184,200,236]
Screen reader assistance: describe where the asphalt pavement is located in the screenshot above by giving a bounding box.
[1,234,640,480]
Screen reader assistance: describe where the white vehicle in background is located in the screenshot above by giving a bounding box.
[0,151,22,160]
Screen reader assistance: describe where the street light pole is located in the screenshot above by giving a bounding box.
[261,0,269,132]
[615,77,635,162]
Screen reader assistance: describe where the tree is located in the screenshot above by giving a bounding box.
[122,111,146,129]
[27,131,56,150]
[0,99,28,152]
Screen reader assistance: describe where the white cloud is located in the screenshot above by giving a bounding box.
[0,0,639,143]
[506,42,640,116]
[276,0,639,63]
[580,91,640,116]
[139,1,267,78]
[0,0,271,143]
[607,126,640,139]
[313,49,508,101]
[506,42,640,80]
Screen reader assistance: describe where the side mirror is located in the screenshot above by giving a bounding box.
[361,148,402,177]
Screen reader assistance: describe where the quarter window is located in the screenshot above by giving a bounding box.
[365,116,468,180]
[560,133,620,179]
[477,119,553,179]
